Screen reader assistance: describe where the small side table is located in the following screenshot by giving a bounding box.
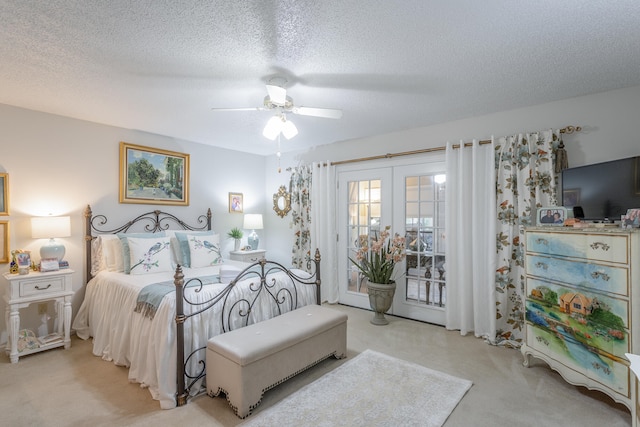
[3,269,74,363]
[229,249,266,263]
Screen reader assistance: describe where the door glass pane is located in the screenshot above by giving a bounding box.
[405,174,446,307]
[347,179,382,295]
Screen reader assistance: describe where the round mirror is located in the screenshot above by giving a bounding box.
[273,185,291,218]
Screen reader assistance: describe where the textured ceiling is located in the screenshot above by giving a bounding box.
[1,1,640,155]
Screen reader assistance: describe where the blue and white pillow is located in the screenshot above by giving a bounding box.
[175,231,215,267]
[118,232,167,273]
[187,233,223,268]
[127,236,173,275]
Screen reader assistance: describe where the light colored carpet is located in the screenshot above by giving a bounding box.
[241,349,472,427]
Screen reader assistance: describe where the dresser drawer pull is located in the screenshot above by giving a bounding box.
[590,271,610,281]
[35,284,52,291]
[535,262,548,270]
[536,336,549,346]
[535,238,549,246]
[589,242,610,251]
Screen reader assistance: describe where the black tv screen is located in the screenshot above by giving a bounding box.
[561,156,640,221]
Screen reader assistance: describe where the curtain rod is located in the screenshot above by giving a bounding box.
[325,125,582,167]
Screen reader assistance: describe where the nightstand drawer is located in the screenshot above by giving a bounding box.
[229,249,266,263]
[19,276,65,297]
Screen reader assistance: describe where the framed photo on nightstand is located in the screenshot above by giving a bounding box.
[537,207,567,226]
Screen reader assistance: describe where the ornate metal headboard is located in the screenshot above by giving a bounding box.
[83,204,212,283]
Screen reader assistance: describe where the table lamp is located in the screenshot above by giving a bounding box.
[243,214,263,250]
[31,215,71,261]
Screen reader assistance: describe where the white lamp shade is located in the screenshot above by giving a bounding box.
[31,216,71,261]
[281,119,298,139]
[243,214,263,230]
[263,116,283,140]
[31,216,71,239]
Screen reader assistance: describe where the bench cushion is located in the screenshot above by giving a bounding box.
[207,304,347,366]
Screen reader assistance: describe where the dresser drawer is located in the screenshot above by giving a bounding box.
[526,254,629,296]
[19,276,65,297]
[525,324,630,398]
[526,232,628,264]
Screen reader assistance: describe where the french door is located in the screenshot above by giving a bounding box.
[337,168,392,309]
[337,157,446,325]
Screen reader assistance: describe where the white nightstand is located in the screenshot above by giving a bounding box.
[229,249,266,263]
[3,269,74,363]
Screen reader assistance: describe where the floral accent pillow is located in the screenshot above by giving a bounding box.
[175,231,215,267]
[187,233,223,268]
[127,236,173,275]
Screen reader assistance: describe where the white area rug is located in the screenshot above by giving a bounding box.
[240,349,472,427]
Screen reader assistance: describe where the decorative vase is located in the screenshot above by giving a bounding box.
[234,239,241,251]
[367,280,396,325]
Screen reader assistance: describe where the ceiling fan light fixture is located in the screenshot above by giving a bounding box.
[266,84,287,106]
[282,119,298,139]
[263,115,282,140]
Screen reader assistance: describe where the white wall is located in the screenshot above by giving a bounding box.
[2,84,639,345]
[264,85,640,261]
[0,104,265,344]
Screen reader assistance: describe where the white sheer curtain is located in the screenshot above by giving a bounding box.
[310,161,339,303]
[445,140,496,337]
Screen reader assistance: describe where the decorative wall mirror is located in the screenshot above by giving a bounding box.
[273,185,291,218]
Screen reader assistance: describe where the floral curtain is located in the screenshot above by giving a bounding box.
[493,130,560,347]
[289,165,313,270]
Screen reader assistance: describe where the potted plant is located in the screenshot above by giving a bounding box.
[227,227,243,251]
[349,226,406,325]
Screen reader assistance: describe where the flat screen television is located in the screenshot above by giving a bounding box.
[561,156,640,221]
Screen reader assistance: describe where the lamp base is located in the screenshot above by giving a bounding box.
[40,238,65,261]
[248,230,259,250]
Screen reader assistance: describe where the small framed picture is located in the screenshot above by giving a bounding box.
[537,207,567,226]
[229,192,243,213]
[16,251,31,267]
[622,208,640,228]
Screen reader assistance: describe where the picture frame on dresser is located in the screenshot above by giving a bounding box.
[119,142,190,206]
[0,172,8,215]
[0,221,8,263]
[536,207,566,226]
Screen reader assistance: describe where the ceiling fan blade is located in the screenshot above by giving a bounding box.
[292,106,343,119]
[266,84,287,105]
[210,107,266,112]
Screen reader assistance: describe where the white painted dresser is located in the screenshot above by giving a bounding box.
[522,227,640,414]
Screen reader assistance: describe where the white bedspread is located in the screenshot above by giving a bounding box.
[72,261,316,409]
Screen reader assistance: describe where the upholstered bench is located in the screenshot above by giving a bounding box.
[206,304,348,418]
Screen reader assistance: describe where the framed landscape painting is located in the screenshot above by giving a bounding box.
[119,142,190,206]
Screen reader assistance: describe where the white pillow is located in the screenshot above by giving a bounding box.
[187,233,223,268]
[90,236,105,275]
[127,236,173,275]
[175,231,216,267]
[99,235,124,273]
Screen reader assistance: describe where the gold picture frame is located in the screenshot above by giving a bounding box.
[229,193,243,213]
[0,221,8,263]
[119,142,189,206]
[0,173,8,216]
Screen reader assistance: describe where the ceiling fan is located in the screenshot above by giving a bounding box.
[211,78,342,140]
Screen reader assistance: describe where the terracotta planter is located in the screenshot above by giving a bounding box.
[367,280,396,325]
